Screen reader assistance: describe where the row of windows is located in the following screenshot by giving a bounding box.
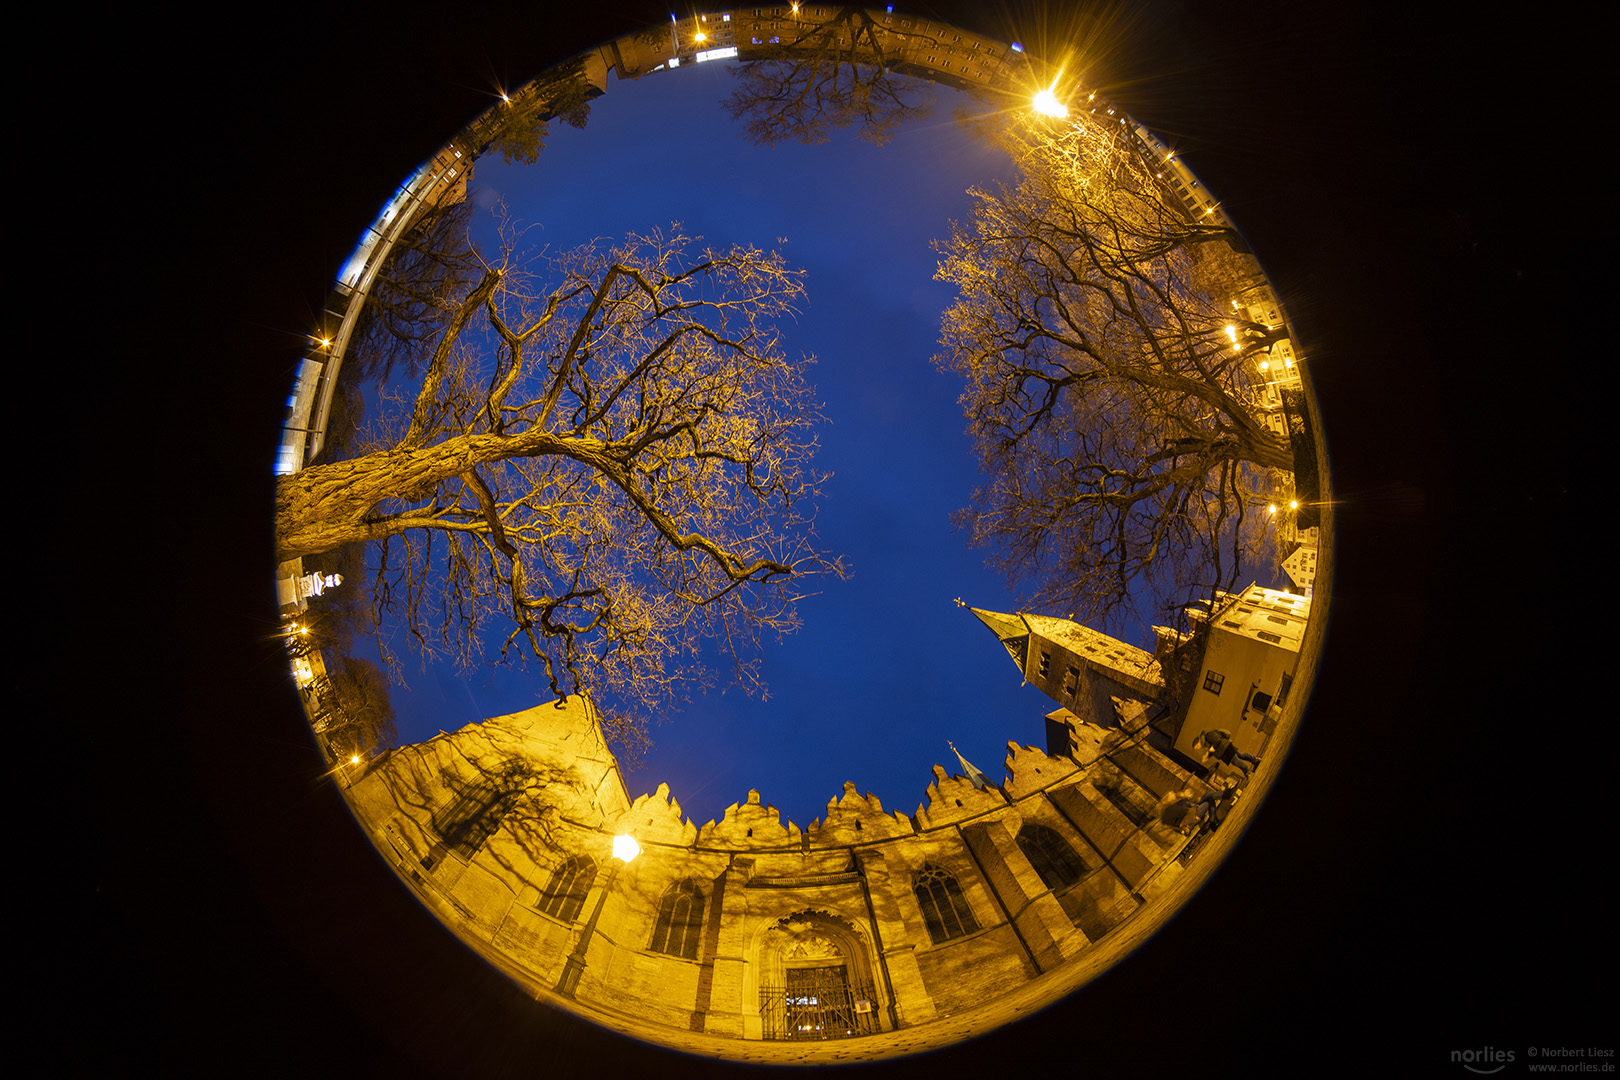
[531,825,1094,956]
[449,793,1100,955]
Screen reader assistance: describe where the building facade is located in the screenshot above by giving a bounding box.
[1162,584,1311,763]
[345,693,1204,1043]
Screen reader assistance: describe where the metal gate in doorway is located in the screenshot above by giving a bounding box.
[759,965,878,1040]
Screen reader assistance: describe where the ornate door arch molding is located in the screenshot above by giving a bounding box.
[744,909,887,1039]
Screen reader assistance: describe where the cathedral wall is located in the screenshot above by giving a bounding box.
[345,698,1197,1042]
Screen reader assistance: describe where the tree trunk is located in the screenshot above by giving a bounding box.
[274,435,506,561]
[1243,427,1295,472]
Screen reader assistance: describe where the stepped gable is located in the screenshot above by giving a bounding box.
[1002,741,1080,801]
[914,763,1009,831]
[613,782,698,847]
[807,781,916,845]
[698,789,801,848]
[1046,708,1110,766]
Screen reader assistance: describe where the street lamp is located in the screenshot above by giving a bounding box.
[1032,85,1069,119]
[555,834,641,999]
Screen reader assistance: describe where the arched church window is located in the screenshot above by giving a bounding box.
[538,854,596,923]
[650,879,705,959]
[1016,822,1089,891]
[913,864,979,944]
[430,765,526,859]
[1095,778,1155,829]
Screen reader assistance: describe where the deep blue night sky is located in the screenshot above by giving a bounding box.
[378,60,1089,832]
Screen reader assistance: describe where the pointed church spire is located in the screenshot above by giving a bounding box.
[947,741,991,791]
[964,604,1031,675]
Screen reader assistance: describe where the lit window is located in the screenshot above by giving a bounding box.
[1202,670,1224,695]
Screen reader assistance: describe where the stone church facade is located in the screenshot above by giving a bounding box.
[345,688,1206,1042]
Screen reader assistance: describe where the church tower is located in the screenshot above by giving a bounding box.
[966,607,1165,740]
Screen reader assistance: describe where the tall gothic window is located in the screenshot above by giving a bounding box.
[538,855,596,923]
[650,879,705,959]
[913,864,979,944]
[1016,823,1089,892]
[430,766,525,860]
[1095,778,1155,829]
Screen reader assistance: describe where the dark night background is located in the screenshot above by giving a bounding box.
[72,1,1599,1075]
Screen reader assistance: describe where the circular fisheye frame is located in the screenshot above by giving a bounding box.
[271,7,1328,1063]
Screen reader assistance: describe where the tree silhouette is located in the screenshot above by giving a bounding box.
[725,6,936,146]
[319,654,398,757]
[481,56,597,166]
[935,112,1293,629]
[277,223,840,749]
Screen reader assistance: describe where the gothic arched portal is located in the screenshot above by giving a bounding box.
[748,910,885,1040]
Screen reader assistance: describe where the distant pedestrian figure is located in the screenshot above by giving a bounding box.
[1193,729,1260,776]
[1156,781,1237,835]
[1157,788,1210,834]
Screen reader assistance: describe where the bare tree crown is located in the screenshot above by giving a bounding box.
[936,114,1292,631]
[277,224,840,752]
[724,7,936,146]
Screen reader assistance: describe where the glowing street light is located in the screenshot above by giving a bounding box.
[612,833,642,863]
[556,833,641,998]
[1032,85,1069,118]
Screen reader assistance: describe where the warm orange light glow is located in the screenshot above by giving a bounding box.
[1032,89,1066,117]
[613,834,643,863]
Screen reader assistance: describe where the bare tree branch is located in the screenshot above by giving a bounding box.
[277,225,843,750]
[725,6,937,146]
[935,113,1293,630]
